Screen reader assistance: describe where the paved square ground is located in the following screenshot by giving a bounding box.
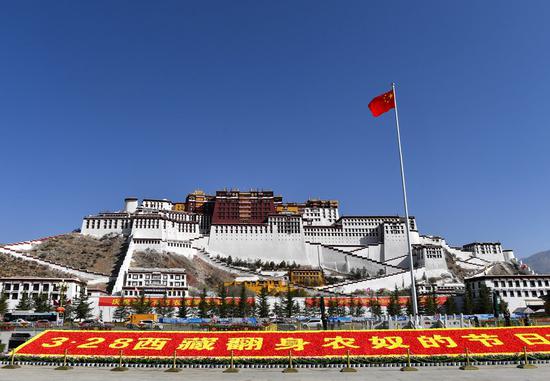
[0,365,548,381]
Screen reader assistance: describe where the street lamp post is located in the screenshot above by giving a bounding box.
[319,295,327,330]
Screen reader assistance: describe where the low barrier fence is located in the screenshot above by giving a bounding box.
[2,354,550,369]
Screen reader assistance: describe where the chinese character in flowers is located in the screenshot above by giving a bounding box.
[417,335,457,349]
[133,337,172,351]
[322,336,360,349]
[274,338,311,351]
[369,336,409,350]
[461,334,503,347]
[226,337,263,351]
[515,333,550,346]
[177,337,218,351]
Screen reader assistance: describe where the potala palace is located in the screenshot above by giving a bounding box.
[79,189,516,295]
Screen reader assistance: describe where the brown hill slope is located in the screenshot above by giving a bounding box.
[0,252,73,278]
[131,250,235,291]
[26,233,126,275]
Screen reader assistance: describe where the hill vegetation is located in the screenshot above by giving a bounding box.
[131,249,235,292]
[25,233,126,275]
[484,261,531,276]
[445,253,476,280]
[7,234,235,293]
[0,251,73,278]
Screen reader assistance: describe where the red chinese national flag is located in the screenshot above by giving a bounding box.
[368,90,395,117]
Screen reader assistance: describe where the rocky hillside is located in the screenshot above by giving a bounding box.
[445,253,477,281]
[132,250,235,292]
[7,234,235,293]
[0,251,73,278]
[483,261,531,276]
[523,250,550,274]
[444,252,528,281]
[25,233,126,276]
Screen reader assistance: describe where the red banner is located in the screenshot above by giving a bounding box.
[99,296,446,308]
[14,327,550,359]
[98,296,254,307]
[304,296,448,307]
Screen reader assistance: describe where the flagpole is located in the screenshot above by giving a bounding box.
[391,82,419,317]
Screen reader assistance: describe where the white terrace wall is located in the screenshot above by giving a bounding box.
[311,244,391,276]
[331,246,363,253]
[304,226,381,246]
[208,225,402,273]
[337,268,426,294]
[384,255,409,268]
[329,246,384,263]
[112,240,137,294]
[208,225,318,265]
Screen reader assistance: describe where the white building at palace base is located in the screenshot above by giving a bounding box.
[0,277,86,312]
[122,267,187,298]
[465,274,550,313]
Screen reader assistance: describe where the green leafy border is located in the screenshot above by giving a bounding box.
[4,352,550,366]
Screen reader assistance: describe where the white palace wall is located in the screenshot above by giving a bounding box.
[313,244,391,275]
[384,255,409,268]
[131,220,199,242]
[208,225,319,265]
[473,252,510,263]
[336,268,426,294]
[79,197,517,296]
[304,227,381,246]
[382,223,421,262]
[207,224,397,276]
[81,216,132,238]
[419,235,513,264]
[356,245,384,262]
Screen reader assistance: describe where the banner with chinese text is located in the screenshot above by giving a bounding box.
[14,327,550,359]
[99,296,446,308]
[98,296,254,307]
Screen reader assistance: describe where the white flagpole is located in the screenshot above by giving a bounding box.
[391,82,419,316]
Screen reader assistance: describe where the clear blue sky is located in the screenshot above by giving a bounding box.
[1,1,548,257]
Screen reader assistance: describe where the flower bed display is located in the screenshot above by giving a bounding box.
[13,326,550,360]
